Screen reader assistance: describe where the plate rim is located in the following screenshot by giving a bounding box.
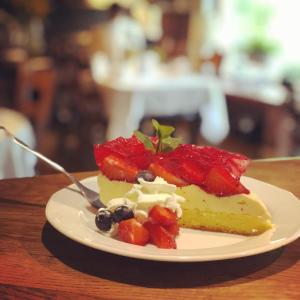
[45,176,300,262]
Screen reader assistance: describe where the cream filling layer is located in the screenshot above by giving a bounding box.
[176,184,271,221]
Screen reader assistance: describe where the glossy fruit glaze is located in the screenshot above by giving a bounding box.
[94,136,250,196]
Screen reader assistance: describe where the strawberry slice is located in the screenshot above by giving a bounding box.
[203,166,249,196]
[144,221,176,249]
[149,205,177,226]
[118,218,150,246]
[149,163,187,187]
[226,155,250,179]
[94,135,153,170]
[164,222,180,236]
[101,154,138,182]
[180,161,206,186]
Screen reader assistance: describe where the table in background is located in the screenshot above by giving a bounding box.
[1,158,300,299]
[224,80,293,156]
[97,74,229,144]
[0,107,36,179]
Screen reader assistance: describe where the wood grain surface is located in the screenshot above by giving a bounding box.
[1,160,300,300]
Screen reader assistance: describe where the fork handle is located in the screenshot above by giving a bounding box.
[0,126,81,191]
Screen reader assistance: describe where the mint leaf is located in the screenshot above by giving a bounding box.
[152,119,160,131]
[135,119,181,153]
[134,130,155,152]
[152,119,175,138]
[161,136,182,152]
[151,119,181,153]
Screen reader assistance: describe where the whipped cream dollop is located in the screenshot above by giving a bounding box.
[106,176,185,223]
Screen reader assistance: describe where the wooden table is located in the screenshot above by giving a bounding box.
[1,158,300,299]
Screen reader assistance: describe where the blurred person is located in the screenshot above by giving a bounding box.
[92,4,146,75]
[109,5,145,52]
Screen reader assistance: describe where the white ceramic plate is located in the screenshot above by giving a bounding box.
[45,176,300,262]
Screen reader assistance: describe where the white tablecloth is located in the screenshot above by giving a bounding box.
[98,74,230,144]
[0,108,36,179]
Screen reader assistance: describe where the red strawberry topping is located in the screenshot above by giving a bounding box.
[149,162,188,187]
[151,144,250,195]
[101,155,139,182]
[203,166,249,196]
[94,135,153,171]
[94,135,250,196]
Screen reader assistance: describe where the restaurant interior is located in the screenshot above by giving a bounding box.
[1,0,300,178]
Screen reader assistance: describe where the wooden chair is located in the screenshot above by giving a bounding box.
[15,57,56,148]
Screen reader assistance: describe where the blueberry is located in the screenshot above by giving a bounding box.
[95,209,114,231]
[136,170,155,183]
[113,205,134,223]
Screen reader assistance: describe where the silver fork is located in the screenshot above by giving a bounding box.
[0,126,105,209]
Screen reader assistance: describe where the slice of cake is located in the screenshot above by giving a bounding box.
[94,121,273,236]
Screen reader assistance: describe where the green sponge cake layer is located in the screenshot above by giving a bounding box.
[98,174,132,203]
[179,209,271,235]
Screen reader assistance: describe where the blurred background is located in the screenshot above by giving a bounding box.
[1,0,300,178]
